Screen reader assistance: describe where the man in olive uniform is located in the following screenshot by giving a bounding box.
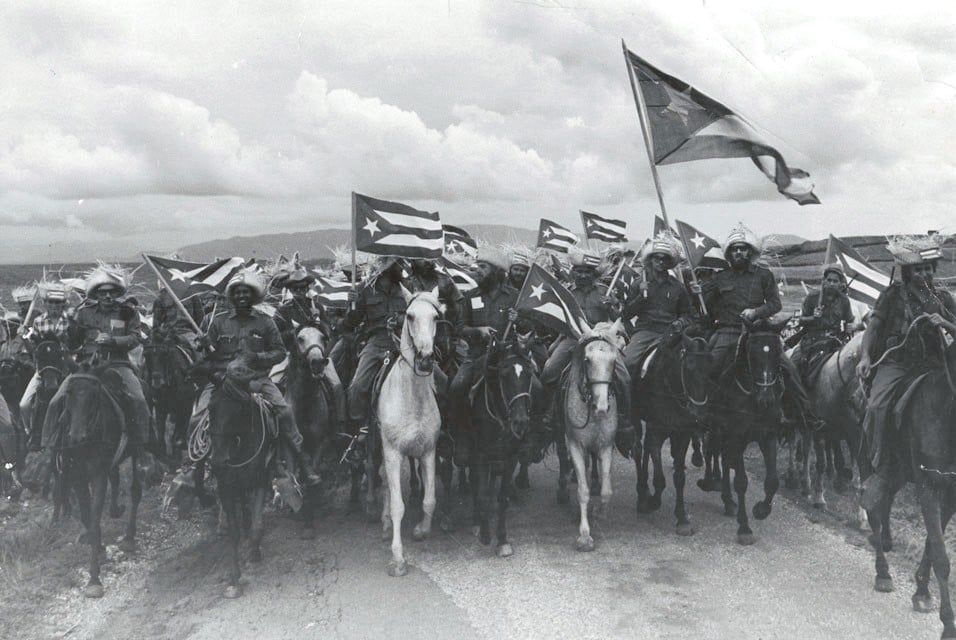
[857,236,956,506]
[447,247,520,466]
[793,264,855,383]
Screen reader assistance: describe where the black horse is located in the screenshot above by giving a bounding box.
[632,330,712,535]
[42,368,143,598]
[469,335,536,558]
[208,371,278,599]
[710,320,785,545]
[143,335,196,458]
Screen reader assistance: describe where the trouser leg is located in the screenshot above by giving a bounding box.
[322,363,347,430]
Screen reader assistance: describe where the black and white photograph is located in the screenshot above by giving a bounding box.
[2,1,956,638]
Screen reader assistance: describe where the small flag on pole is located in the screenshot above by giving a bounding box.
[144,255,246,300]
[442,224,478,258]
[353,193,444,258]
[825,235,890,308]
[537,219,579,253]
[515,264,590,338]
[674,219,727,270]
[314,276,352,309]
[549,254,570,282]
[581,211,628,243]
[437,257,478,293]
[624,47,820,205]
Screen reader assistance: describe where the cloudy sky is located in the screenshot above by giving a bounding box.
[2,0,954,263]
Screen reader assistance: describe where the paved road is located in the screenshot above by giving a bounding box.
[57,450,941,640]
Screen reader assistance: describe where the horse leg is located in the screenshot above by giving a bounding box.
[691,434,703,468]
[731,444,754,545]
[383,449,407,577]
[221,487,243,598]
[83,468,108,598]
[868,487,896,593]
[108,465,125,519]
[568,441,593,552]
[556,433,570,505]
[649,432,665,511]
[470,462,482,536]
[720,440,737,517]
[785,436,800,491]
[408,456,422,510]
[349,463,363,506]
[496,458,515,558]
[799,429,812,497]
[832,438,852,494]
[194,462,215,509]
[249,486,266,563]
[811,431,827,509]
[589,452,600,497]
[594,446,612,521]
[364,442,379,523]
[671,433,694,536]
[916,481,956,638]
[118,454,141,552]
[155,405,169,458]
[412,453,436,542]
[754,434,780,521]
[515,461,530,490]
[636,429,653,514]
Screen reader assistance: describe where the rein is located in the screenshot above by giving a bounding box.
[568,335,616,430]
[482,352,534,440]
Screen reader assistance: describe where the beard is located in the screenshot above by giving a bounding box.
[479,270,500,291]
[730,254,750,270]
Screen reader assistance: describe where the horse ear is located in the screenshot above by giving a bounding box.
[430,285,439,298]
[610,318,623,337]
[400,284,414,304]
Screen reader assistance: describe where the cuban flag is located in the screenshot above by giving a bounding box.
[826,235,891,308]
[144,255,246,300]
[515,264,589,338]
[442,224,478,258]
[314,276,352,309]
[437,257,478,293]
[353,192,444,259]
[536,219,579,253]
[581,211,628,243]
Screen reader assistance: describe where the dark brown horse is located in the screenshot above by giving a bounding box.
[632,331,712,535]
[866,318,956,639]
[208,372,278,598]
[42,369,142,598]
[710,321,785,545]
[143,336,196,457]
[469,334,536,558]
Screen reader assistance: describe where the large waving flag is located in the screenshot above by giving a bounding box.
[625,47,820,206]
[144,255,245,300]
[314,276,351,309]
[826,235,890,307]
[353,193,443,258]
[437,256,478,294]
[537,219,579,253]
[515,264,589,338]
[442,224,478,258]
[675,220,727,270]
[581,211,628,243]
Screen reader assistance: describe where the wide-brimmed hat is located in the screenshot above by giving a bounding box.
[280,267,315,289]
[723,223,762,261]
[12,285,36,304]
[225,268,267,302]
[886,235,945,266]
[475,246,509,271]
[85,266,128,297]
[821,262,846,282]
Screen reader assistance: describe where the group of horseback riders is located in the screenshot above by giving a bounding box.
[1,226,953,517]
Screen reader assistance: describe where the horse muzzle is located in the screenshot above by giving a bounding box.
[414,354,435,374]
[309,356,329,377]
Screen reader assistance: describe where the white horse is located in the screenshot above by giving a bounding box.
[378,286,444,577]
[562,319,624,552]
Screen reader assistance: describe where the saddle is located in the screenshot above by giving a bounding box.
[636,345,659,381]
[368,348,401,429]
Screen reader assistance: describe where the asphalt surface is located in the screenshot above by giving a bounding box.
[32,448,946,640]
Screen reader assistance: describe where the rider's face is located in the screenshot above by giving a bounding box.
[230,285,254,309]
[288,284,309,300]
[823,272,843,289]
[649,254,669,275]
[94,286,119,307]
[728,244,751,269]
[912,262,936,286]
[571,266,594,287]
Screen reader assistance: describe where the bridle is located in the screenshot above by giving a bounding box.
[734,329,781,396]
[678,337,710,408]
[398,293,443,377]
[483,343,534,440]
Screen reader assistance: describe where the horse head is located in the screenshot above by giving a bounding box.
[400,285,445,375]
[143,342,173,391]
[47,372,123,450]
[678,331,712,421]
[741,320,786,410]
[575,319,623,416]
[488,337,536,440]
[34,340,67,393]
[294,323,329,378]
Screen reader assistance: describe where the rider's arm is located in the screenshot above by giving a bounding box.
[112,306,143,349]
[255,318,286,369]
[673,283,694,329]
[754,268,782,319]
[798,293,821,327]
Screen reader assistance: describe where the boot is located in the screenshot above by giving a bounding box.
[294,448,321,486]
[344,424,367,467]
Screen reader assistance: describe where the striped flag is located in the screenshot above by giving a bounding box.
[442,225,478,258]
[314,276,352,309]
[515,264,590,338]
[675,220,727,270]
[581,211,628,242]
[826,235,891,307]
[353,192,443,258]
[550,254,570,282]
[537,219,579,253]
[437,257,478,293]
[144,255,245,300]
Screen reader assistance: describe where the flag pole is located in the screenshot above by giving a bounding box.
[606,253,628,295]
[350,192,358,310]
[502,262,536,342]
[141,254,203,335]
[673,222,708,315]
[622,40,670,230]
[579,210,594,249]
[817,235,834,310]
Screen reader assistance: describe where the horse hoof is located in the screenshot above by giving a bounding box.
[736,532,756,546]
[753,502,772,520]
[648,496,662,512]
[676,522,696,537]
[412,525,429,542]
[387,561,407,577]
[800,484,811,498]
[109,505,126,519]
[299,527,317,541]
[83,584,104,599]
[874,577,894,593]
[691,451,704,468]
[223,585,242,599]
[723,503,738,517]
[696,478,720,493]
[912,594,935,613]
[812,500,826,510]
[636,498,654,515]
[479,532,492,547]
[556,488,569,505]
[575,536,595,552]
[117,537,136,553]
[496,543,514,558]
[589,485,601,497]
[381,526,392,542]
[882,539,893,553]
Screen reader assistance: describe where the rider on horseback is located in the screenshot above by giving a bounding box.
[274,267,347,432]
[857,235,956,505]
[19,282,74,436]
[151,284,205,353]
[539,248,632,433]
[793,263,855,384]
[197,269,321,486]
[405,257,462,372]
[59,266,150,448]
[448,247,520,466]
[694,224,817,429]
